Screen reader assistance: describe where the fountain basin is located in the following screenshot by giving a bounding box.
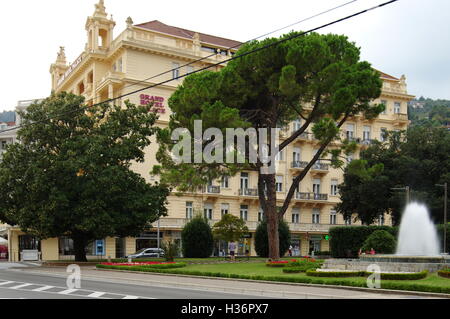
[360,255,450,264]
[322,255,449,273]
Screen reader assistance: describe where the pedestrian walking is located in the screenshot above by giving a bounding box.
[228,241,236,261]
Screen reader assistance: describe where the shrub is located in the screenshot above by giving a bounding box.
[314,251,331,256]
[161,240,179,262]
[329,226,398,258]
[361,230,397,254]
[181,215,214,258]
[306,270,368,278]
[438,269,450,279]
[254,219,291,258]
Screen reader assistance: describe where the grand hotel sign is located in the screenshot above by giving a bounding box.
[140,94,166,113]
[57,55,84,87]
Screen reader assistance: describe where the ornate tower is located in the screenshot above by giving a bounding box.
[49,46,68,90]
[85,0,116,53]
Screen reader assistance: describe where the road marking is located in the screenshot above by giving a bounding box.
[59,289,78,295]
[122,295,139,299]
[87,292,106,298]
[32,285,54,292]
[0,281,14,286]
[10,283,33,290]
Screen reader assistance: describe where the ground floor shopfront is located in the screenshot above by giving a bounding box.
[7,227,330,261]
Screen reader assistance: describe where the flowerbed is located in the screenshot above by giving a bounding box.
[98,261,187,270]
[265,261,290,267]
[438,269,450,279]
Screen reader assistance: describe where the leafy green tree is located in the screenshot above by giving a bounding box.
[254,219,291,258]
[181,215,214,258]
[338,126,450,225]
[361,230,397,254]
[212,213,249,243]
[0,93,169,261]
[154,31,383,259]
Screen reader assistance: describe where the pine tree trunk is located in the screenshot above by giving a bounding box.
[73,235,88,262]
[263,174,279,260]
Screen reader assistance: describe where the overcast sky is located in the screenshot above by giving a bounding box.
[1,0,449,111]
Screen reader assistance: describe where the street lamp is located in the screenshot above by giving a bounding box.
[157,219,161,258]
[436,183,448,255]
[391,186,411,204]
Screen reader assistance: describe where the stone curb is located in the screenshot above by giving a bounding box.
[95,268,450,299]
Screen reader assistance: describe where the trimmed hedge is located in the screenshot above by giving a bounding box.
[96,265,449,294]
[306,270,429,280]
[97,262,187,272]
[329,226,398,258]
[306,270,368,278]
[438,269,450,279]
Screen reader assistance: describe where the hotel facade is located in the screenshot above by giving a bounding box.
[7,1,414,261]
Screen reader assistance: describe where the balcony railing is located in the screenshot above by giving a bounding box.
[239,188,259,197]
[156,218,260,230]
[394,113,409,122]
[295,192,328,201]
[311,162,329,171]
[291,161,308,169]
[288,223,331,232]
[359,139,376,146]
[205,185,221,194]
[157,218,353,233]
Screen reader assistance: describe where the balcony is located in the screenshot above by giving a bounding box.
[156,218,260,231]
[293,132,310,142]
[239,188,259,197]
[295,192,328,202]
[205,185,221,194]
[393,113,409,125]
[291,161,308,170]
[288,223,331,233]
[203,185,221,200]
[311,162,329,173]
[359,139,376,147]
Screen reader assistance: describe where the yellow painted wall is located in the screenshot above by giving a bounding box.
[104,237,116,259]
[41,238,59,261]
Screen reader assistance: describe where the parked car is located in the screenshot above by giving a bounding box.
[126,248,165,259]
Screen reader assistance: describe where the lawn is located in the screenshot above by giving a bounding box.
[96,261,450,295]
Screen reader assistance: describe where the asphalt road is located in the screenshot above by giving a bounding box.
[0,269,272,299]
[0,263,446,300]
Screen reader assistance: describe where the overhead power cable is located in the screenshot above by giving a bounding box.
[1,0,399,135]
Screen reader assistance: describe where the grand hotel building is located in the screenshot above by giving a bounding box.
[7,1,414,261]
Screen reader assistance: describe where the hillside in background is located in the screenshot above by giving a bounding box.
[0,111,15,123]
[408,97,450,128]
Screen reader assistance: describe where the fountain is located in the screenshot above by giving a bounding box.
[323,202,449,272]
[396,202,440,256]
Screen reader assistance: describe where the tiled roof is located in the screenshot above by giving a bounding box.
[378,70,400,81]
[135,20,242,49]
